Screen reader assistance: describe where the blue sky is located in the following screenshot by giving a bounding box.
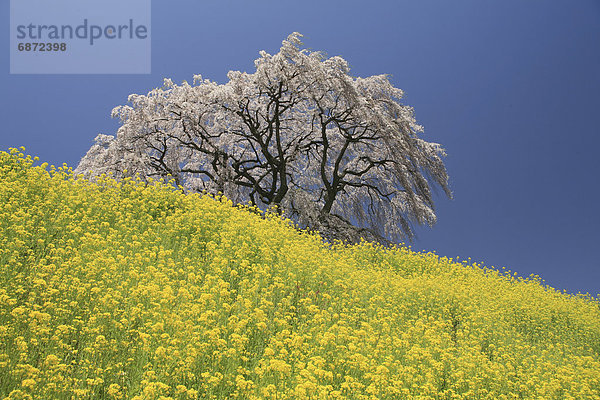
[1,0,599,296]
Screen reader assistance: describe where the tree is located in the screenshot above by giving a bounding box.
[76,32,451,244]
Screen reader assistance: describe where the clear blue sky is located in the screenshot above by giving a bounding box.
[1,0,599,296]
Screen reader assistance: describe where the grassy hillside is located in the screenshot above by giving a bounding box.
[1,148,599,400]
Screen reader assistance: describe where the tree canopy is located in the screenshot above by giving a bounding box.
[76,32,451,244]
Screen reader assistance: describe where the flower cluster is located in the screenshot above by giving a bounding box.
[1,148,599,399]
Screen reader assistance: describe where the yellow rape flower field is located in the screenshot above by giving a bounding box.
[1,148,599,400]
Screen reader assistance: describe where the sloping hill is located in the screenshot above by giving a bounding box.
[1,148,599,399]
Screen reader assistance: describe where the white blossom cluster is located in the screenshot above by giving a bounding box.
[76,33,451,243]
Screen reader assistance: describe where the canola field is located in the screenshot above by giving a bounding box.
[1,148,599,400]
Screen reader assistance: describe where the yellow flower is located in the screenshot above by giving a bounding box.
[107,383,123,399]
[21,379,35,388]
